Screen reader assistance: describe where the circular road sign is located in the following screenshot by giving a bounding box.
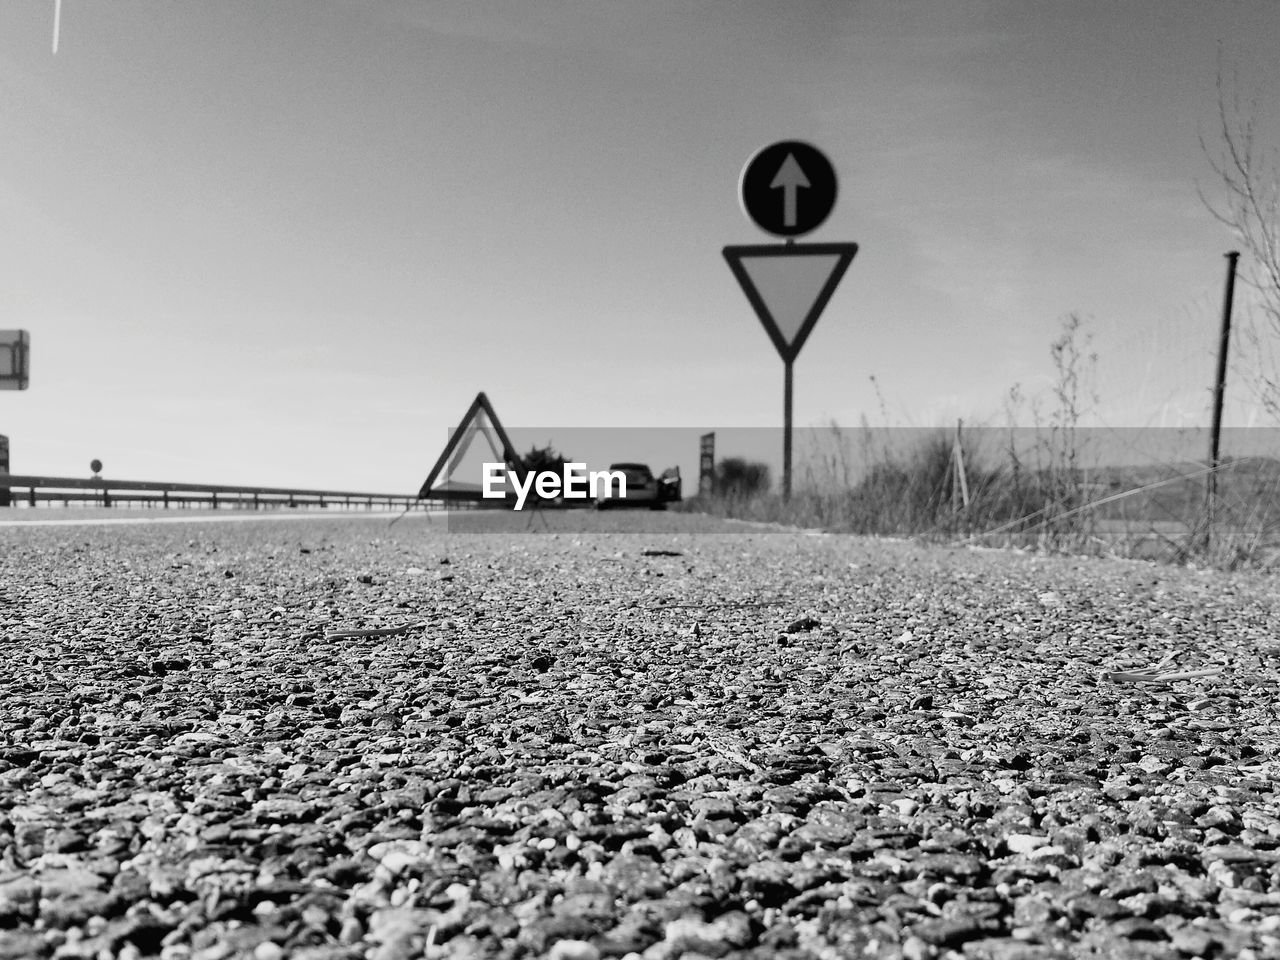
[738,140,837,238]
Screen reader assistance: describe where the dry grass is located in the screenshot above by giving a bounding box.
[683,427,1280,572]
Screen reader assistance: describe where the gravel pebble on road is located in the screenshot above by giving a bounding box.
[2,512,1279,958]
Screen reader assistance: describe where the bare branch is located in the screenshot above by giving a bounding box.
[1200,59,1280,421]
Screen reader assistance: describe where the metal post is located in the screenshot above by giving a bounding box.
[0,435,9,508]
[952,418,970,511]
[783,360,793,500]
[1206,251,1239,548]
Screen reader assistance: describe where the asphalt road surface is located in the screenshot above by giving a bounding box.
[2,511,1278,959]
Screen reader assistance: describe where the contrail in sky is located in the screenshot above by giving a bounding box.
[52,0,62,54]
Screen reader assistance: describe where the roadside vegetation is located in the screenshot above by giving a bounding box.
[686,314,1280,571]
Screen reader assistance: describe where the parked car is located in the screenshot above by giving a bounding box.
[595,463,681,509]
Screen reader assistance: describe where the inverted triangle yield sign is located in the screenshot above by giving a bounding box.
[417,392,523,500]
[723,243,857,363]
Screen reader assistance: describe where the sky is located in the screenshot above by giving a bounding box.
[2,0,1279,493]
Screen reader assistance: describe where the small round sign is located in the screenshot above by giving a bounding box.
[738,140,837,238]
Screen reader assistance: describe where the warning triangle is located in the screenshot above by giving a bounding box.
[723,243,857,363]
[417,392,524,501]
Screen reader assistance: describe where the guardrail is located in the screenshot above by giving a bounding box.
[0,474,442,512]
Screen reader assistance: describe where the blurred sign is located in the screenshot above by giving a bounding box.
[739,141,837,238]
[699,432,715,497]
[0,330,29,390]
[722,244,857,363]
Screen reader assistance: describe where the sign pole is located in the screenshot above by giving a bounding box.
[783,360,793,500]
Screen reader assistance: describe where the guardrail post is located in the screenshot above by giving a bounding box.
[103,488,111,508]
[28,487,35,507]
[163,491,169,509]
[253,492,260,510]
[212,491,218,510]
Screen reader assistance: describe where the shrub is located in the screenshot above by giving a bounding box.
[715,457,771,497]
[521,443,572,474]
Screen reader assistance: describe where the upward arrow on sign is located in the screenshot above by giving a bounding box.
[770,154,810,229]
[722,243,858,363]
